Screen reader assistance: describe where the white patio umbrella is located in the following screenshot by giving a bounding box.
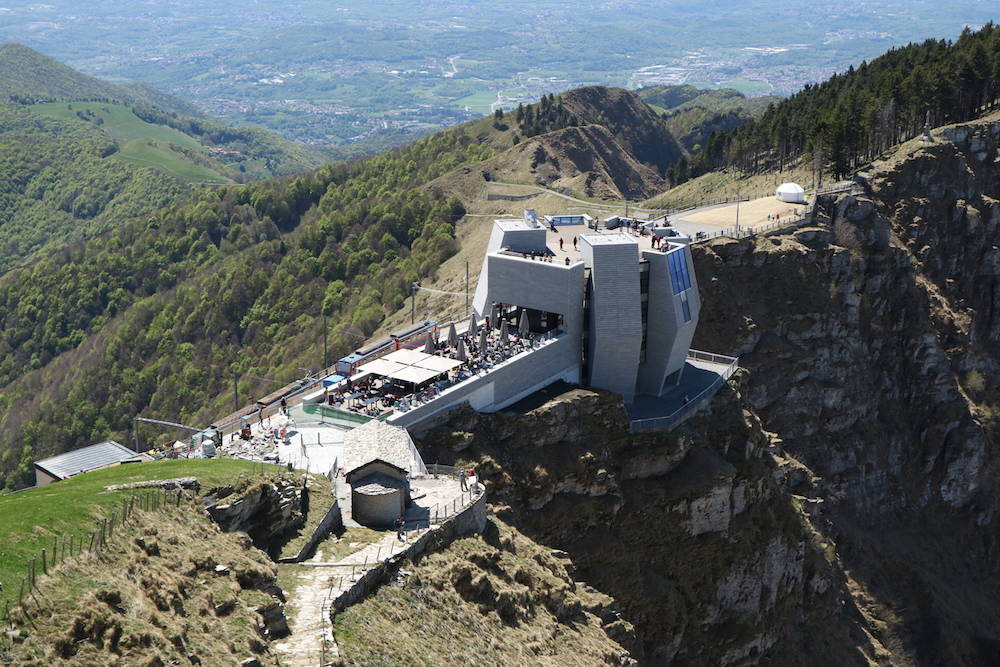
[467,311,478,338]
[423,334,435,354]
[447,322,459,348]
[499,320,510,347]
[456,338,467,362]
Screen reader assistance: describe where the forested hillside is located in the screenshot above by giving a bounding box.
[0,128,489,490]
[637,85,780,153]
[0,45,342,275]
[689,23,1000,180]
[0,84,692,490]
[0,102,191,273]
[0,43,335,180]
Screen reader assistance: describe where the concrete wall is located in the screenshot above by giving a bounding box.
[475,253,585,335]
[637,245,701,395]
[34,466,60,487]
[580,235,643,402]
[332,491,487,614]
[473,222,550,316]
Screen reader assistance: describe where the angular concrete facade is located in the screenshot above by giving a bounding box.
[637,245,701,395]
[410,214,701,424]
[579,233,644,403]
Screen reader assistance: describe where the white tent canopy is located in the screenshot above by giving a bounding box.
[357,349,461,385]
[776,182,806,204]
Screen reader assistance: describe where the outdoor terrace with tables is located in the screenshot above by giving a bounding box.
[320,310,567,425]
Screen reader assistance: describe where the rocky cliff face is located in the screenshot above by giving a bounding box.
[409,114,1000,665]
[690,113,1000,665]
[205,477,305,556]
[417,384,886,665]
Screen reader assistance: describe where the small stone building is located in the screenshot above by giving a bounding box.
[341,420,427,528]
[346,459,410,527]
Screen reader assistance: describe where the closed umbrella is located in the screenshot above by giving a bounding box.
[467,311,478,338]
[456,338,467,362]
[499,320,509,347]
[447,322,459,348]
[490,303,501,329]
[478,326,489,357]
[423,334,435,354]
[518,309,530,336]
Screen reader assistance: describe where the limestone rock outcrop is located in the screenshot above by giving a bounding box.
[204,477,305,554]
[690,113,1000,665]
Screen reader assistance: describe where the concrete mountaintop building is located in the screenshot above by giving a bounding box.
[34,440,149,486]
[313,209,715,432]
[471,210,700,403]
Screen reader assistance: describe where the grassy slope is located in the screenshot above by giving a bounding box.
[274,473,337,561]
[0,42,333,180]
[2,501,285,666]
[31,102,234,184]
[0,459,283,610]
[644,161,816,209]
[334,518,630,665]
[33,102,204,150]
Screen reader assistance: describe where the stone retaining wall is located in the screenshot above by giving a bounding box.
[331,491,486,613]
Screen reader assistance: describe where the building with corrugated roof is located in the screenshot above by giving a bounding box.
[34,441,150,486]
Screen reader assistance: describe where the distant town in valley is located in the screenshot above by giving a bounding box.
[0,0,993,151]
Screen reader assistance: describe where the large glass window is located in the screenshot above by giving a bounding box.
[680,291,692,322]
[668,249,691,294]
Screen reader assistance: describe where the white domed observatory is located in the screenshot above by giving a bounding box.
[775,182,806,204]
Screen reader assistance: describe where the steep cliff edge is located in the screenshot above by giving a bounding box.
[415,383,887,665]
[689,113,1000,665]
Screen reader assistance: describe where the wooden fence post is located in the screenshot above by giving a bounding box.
[41,549,47,576]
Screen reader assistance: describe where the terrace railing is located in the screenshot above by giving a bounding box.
[629,351,740,434]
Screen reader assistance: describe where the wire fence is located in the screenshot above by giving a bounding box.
[1,485,189,628]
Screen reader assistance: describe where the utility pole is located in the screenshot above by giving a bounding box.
[465,262,470,317]
[322,314,329,371]
[735,190,741,234]
[410,283,416,324]
[233,372,239,413]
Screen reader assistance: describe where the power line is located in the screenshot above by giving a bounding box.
[413,284,472,297]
